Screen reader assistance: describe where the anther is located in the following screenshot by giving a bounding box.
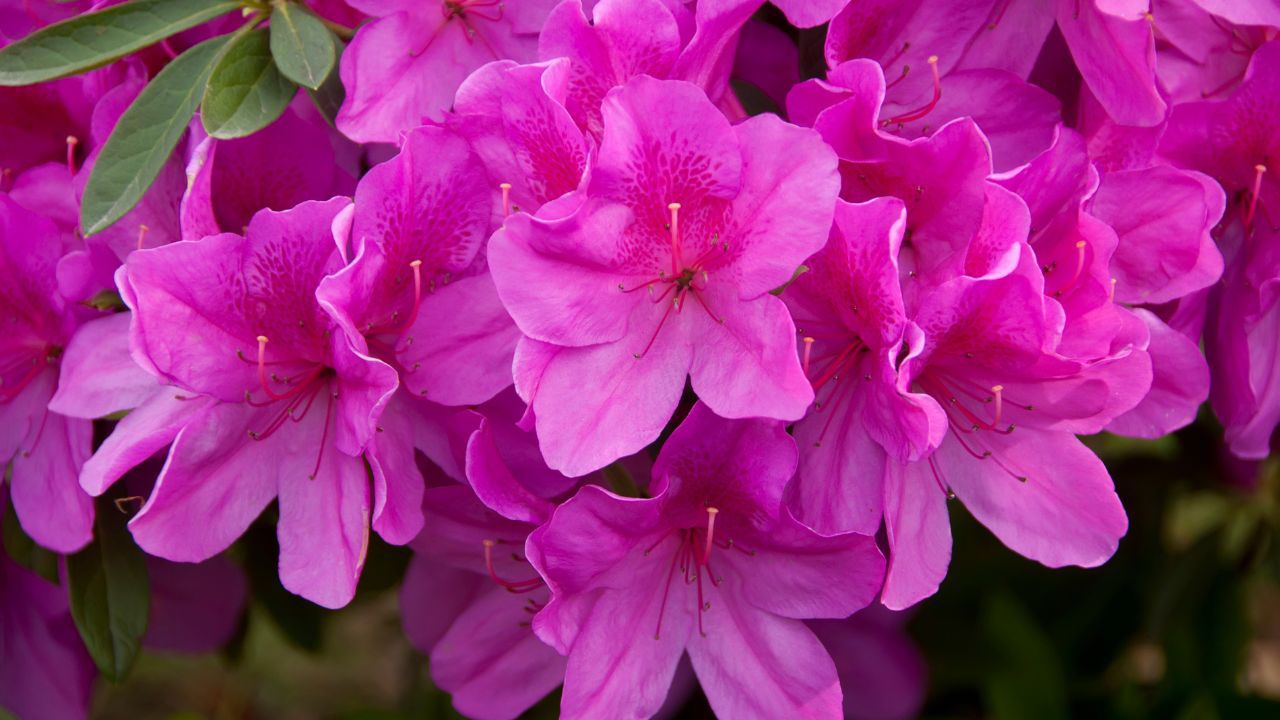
[802,337,815,375]
[500,182,512,217]
[702,507,719,566]
[668,202,682,275]
[65,136,79,175]
[884,56,941,126]
[1245,164,1267,228]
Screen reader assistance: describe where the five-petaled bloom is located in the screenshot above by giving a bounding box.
[528,403,885,719]
[492,75,838,476]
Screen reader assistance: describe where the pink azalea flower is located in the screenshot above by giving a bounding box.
[0,195,97,553]
[116,198,398,608]
[319,124,522,542]
[527,403,885,719]
[336,0,559,143]
[784,197,946,537]
[491,76,837,475]
[1159,40,1280,459]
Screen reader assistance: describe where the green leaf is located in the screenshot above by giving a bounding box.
[269,2,335,90]
[0,0,240,85]
[67,495,150,682]
[202,28,297,139]
[80,35,229,236]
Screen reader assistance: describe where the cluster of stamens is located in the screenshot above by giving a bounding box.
[237,336,335,479]
[620,203,730,359]
[645,506,753,639]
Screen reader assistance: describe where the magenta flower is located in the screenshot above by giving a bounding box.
[1158,40,1280,459]
[528,403,885,719]
[318,124,521,542]
[784,197,945,536]
[182,101,356,240]
[336,0,558,143]
[491,76,837,475]
[883,265,1139,608]
[118,198,398,608]
[0,195,96,553]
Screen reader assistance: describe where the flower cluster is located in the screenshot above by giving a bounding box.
[1,0,1276,718]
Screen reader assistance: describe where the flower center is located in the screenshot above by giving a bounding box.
[917,370,1038,490]
[238,335,336,479]
[646,507,754,640]
[620,203,731,359]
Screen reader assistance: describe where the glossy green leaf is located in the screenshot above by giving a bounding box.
[80,36,229,236]
[202,28,297,139]
[0,0,240,85]
[269,2,335,90]
[67,496,150,682]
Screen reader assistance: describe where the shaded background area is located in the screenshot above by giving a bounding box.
[86,418,1280,720]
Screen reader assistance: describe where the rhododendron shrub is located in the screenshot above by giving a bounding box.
[0,0,1277,718]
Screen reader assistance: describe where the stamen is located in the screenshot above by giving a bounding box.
[702,507,719,566]
[802,337,814,375]
[255,336,288,401]
[668,202,682,275]
[482,539,543,593]
[1056,240,1087,296]
[65,136,79,175]
[883,56,940,126]
[1108,277,1117,303]
[136,224,150,251]
[1245,164,1267,228]
[391,260,424,334]
[500,182,512,217]
[633,295,678,358]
